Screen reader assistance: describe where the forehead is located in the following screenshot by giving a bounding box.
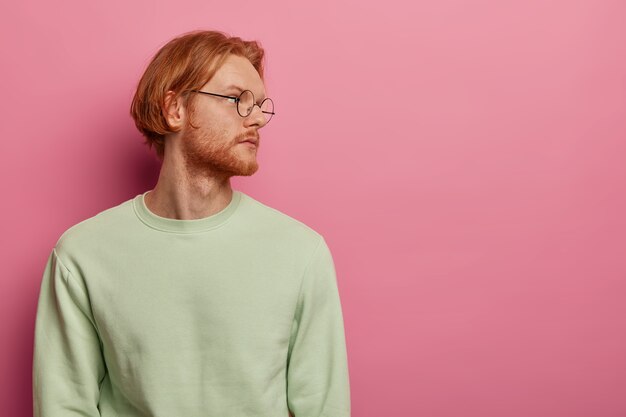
[207,54,266,98]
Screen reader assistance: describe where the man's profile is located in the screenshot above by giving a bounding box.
[32,30,351,417]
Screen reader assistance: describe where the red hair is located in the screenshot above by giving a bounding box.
[130,30,265,161]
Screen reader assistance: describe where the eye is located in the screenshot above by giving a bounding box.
[226,97,237,104]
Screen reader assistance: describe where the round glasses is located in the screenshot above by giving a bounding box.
[190,89,275,125]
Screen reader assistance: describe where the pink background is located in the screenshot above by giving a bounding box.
[2,0,625,416]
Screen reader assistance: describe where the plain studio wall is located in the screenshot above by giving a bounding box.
[1,0,625,416]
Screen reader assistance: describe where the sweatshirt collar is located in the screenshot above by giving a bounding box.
[132,189,242,233]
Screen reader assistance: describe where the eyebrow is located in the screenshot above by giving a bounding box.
[223,84,267,101]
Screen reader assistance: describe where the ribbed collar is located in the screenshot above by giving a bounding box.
[132,189,242,234]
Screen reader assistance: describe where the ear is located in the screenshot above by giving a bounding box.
[162,90,186,131]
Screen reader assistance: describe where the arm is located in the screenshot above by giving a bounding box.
[286,237,351,417]
[33,248,106,417]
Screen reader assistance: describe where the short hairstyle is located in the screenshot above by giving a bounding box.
[130,30,265,161]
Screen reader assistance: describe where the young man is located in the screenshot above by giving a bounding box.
[33,30,351,417]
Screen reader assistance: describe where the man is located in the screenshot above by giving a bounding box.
[32,30,351,417]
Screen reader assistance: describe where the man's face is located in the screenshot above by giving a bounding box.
[180,54,268,178]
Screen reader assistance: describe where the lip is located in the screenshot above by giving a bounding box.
[240,137,259,147]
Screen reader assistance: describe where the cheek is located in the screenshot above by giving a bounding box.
[218,118,243,141]
[205,124,237,147]
[189,107,241,142]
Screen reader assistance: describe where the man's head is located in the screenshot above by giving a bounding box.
[130,30,269,178]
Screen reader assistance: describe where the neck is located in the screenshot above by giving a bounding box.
[145,148,234,220]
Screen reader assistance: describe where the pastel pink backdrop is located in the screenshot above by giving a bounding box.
[1,1,625,416]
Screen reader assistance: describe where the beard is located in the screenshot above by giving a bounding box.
[180,123,259,179]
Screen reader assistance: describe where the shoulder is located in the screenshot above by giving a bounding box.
[237,190,324,245]
[54,196,135,260]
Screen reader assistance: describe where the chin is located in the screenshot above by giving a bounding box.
[224,161,259,177]
[237,165,259,176]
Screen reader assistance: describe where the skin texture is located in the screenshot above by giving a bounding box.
[144,54,268,220]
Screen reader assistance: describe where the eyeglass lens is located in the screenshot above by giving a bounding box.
[237,90,274,124]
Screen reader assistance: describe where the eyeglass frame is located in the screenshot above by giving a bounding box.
[189,89,275,124]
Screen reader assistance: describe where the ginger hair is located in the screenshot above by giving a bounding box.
[130,30,265,161]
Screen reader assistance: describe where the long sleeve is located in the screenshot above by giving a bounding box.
[286,237,351,417]
[33,248,106,417]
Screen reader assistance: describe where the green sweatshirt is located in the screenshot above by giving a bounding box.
[33,189,351,417]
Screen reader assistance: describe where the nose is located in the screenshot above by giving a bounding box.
[244,104,268,128]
